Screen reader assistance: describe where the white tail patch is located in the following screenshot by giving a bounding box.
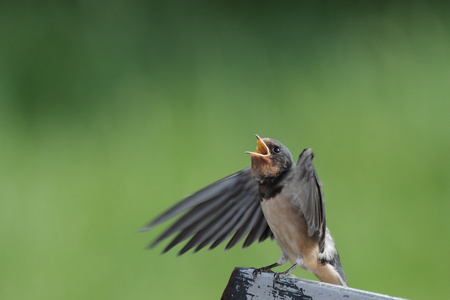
[318,228,337,261]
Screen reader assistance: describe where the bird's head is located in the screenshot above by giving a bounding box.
[246,135,294,185]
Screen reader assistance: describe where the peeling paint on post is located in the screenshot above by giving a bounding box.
[222,267,407,300]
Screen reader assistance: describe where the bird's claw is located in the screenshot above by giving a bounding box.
[252,267,275,279]
[273,273,280,288]
[272,271,291,288]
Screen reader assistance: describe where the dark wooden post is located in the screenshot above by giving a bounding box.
[222,267,407,300]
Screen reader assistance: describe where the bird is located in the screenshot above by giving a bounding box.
[141,135,348,286]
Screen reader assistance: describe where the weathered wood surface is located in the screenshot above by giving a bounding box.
[222,267,407,300]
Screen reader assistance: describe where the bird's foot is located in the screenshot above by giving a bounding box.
[272,263,298,288]
[252,266,274,278]
[252,263,279,279]
[272,271,291,288]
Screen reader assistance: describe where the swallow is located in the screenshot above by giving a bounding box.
[141,135,348,287]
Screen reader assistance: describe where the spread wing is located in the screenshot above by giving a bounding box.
[141,167,274,255]
[290,148,327,253]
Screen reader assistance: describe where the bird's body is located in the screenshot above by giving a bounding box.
[259,170,346,286]
[142,135,347,286]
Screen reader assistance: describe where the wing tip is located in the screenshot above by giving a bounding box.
[299,148,313,159]
[139,226,151,233]
[139,218,164,232]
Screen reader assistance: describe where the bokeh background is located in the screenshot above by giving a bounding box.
[1,1,449,299]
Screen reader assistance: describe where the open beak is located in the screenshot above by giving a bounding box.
[246,134,270,156]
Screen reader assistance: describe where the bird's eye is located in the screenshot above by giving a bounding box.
[273,146,281,154]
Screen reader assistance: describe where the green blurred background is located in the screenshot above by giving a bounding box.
[1,1,449,299]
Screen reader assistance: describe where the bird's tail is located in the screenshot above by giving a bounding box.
[329,251,348,286]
